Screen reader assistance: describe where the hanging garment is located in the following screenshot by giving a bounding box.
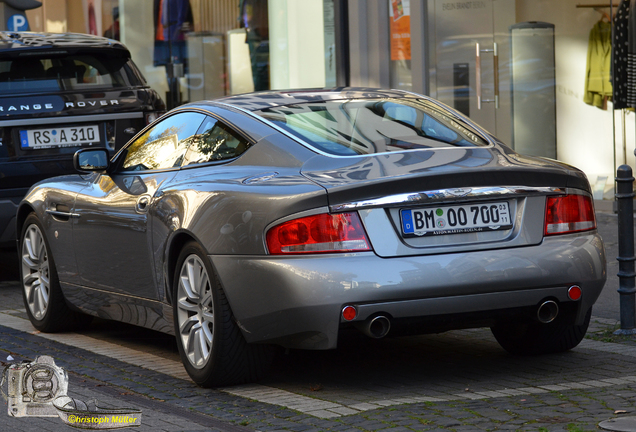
[627,0,636,105]
[614,0,631,108]
[585,20,613,109]
[153,0,192,67]
[161,0,192,43]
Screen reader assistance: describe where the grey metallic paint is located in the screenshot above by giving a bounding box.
[212,231,604,349]
[17,88,607,350]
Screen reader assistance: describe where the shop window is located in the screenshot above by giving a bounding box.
[389,0,413,90]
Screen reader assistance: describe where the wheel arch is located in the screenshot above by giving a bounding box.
[16,203,36,240]
[165,230,200,305]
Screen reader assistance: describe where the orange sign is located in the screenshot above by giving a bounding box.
[390,0,411,61]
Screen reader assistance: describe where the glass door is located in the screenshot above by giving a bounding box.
[431,0,514,142]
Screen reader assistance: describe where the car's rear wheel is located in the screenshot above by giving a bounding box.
[20,213,91,332]
[173,241,272,387]
[491,306,591,355]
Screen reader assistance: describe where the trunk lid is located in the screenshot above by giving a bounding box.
[300,146,591,257]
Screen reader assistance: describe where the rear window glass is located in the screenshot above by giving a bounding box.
[0,52,135,94]
[254,98,489,156]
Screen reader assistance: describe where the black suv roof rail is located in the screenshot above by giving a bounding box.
[0,32,18,41]
[0,31,127,51]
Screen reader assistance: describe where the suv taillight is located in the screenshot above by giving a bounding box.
[544,194,596,236]
[266,212,372,254]
[145,111,165,125]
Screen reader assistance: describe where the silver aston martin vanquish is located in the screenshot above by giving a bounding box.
[17,88,606,387]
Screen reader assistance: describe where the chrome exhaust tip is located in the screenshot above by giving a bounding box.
[537,300,559,324]
[356,315,391,339]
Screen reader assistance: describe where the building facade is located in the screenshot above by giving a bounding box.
[24,0,626,195]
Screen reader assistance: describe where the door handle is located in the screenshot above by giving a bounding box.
[475,42,499,110]
[136,195,150,213]
[45,209,80,221]
[493,42,499,109]
[476,43,482,110]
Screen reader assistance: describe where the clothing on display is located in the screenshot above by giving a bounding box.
[162,0,191,43]
[584,19,613,109]
[153,0,192,67]
[612,0,636,109]
[627,0,636,105]
[240,0,270,91]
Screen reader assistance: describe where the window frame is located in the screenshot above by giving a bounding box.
[111,110,254,174]
[113,111,206,174]
[180,116,252,169]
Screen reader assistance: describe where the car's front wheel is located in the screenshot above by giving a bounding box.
[20,213,91,332]
[173,241,272,387]
[491,306,591,355]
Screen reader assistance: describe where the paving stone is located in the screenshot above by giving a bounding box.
[6,264,636,431]
[347,402,381,411]
[516,387,550,394]
[301,410,340,419]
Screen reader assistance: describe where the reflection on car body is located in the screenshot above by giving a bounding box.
[17,88,606,387]
[0,31,164,247]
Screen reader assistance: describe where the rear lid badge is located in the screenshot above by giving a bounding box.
[448,188,472,197]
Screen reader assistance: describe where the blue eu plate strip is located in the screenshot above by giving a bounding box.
[401,209,414,234]
[19,130,28,147]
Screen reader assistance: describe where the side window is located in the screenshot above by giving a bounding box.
[421,115,458,142]
[121,112,206,171]
[383,104,418,127]
[382,101,466,145]
[182,117,250,167]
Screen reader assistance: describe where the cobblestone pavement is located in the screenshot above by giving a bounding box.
[0,203,635,431]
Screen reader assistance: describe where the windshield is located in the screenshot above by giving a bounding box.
[0,52,135,94]
[254,98,489,156]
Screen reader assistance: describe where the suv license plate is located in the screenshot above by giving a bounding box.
[20,125,100,149]
[401,201,512,237]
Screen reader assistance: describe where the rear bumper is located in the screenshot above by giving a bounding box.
[211,231,606,350]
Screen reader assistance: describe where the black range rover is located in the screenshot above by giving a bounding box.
[0,32,165,247]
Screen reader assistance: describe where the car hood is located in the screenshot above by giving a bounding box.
[300,145,590,207]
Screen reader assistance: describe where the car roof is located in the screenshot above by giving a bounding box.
[0,31,128,53]
[212,88,422,111]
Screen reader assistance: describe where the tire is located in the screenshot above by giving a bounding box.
[20,213,92,332]
[173,241,273,387]
[491,306,591,356]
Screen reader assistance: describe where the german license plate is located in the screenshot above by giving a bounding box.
[401,201,512,237]
[20,125,100,149]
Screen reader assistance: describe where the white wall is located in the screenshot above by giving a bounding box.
[516,0,625,194]
[227,29,255,94]
[269,0,326,89]
[120,0,169,101]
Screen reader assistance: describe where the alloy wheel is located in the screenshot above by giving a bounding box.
[176,254,214,369]
[21,224,50,320]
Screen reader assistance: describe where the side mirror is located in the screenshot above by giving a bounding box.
[74,148,110,172]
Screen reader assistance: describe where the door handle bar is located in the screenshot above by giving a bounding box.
[493,42,499,109]
[476,43,482,110]
[45,209,80,219]
[475,42,499,110]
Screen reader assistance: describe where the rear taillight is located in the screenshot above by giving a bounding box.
[266,212,372,254]
[544,194,596,236]
[145,111,164,125]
